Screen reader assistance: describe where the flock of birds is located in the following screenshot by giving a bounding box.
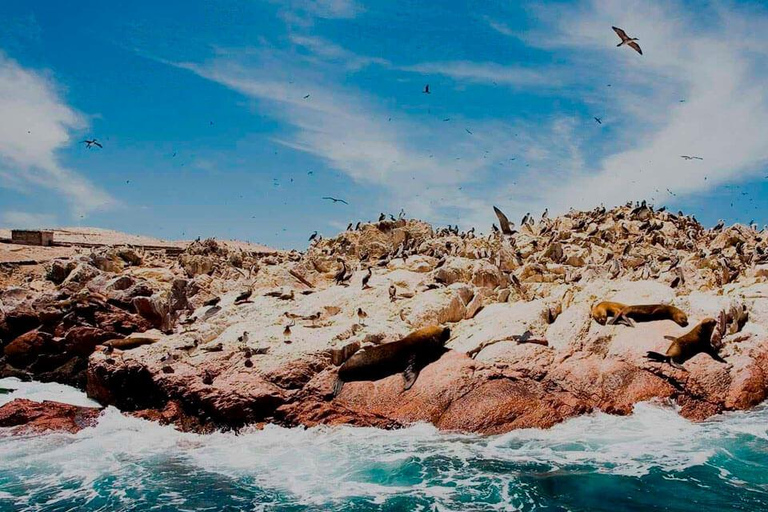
[71,25,763,240]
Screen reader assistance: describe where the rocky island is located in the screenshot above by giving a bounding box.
[2,204,768,435]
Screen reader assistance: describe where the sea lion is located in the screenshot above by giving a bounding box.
[333,325,451,397]
[103,337,158,350]
[609,304,689,327]
[646,317,725,370]
[591,301,627,325]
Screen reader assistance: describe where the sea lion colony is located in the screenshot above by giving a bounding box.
[0,203,765,431]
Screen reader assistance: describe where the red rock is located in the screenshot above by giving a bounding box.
[63,327,114,356]
[3,330,57,367]
[0,398,101,434]
[0,306,40,343]
[94,310,151,335]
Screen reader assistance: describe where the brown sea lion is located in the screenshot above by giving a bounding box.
[103,337,158,351]
[332,325,451,397]
[591,301,627,325]
[646,317,725,370]
[609,304,689,327]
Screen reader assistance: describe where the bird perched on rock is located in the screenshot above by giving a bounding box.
[361,267,372,289]
[612,26,642,55]
[357,307,368,325]
[283,319,295,337]
[203,296,221,307]
[235,289,253,304]
[309,231,318,242]
[378,213,386,221]
[389,284,397,302]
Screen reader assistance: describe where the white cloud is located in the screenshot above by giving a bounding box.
[174,52,526,226]
[277,0,361,26]
[288,34,388,69]
[400,61,561,88]
[0,53,114,217]
[1,210,56,228]
[502,0,768,217]
[172,0,768,232]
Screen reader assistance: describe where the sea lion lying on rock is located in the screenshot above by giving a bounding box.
[609,304,688,327]
[591,301,688,327]
[102,337,158,351]
[590,301,627,325]
[646,317,725,370]
[332,325,451,397]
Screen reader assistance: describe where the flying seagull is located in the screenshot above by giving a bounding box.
[423,84,430,94]
[303,94,310,99]
[594,117,602,124]
[322,196,349,204]
[680,155,703,160]
[612,26,642,55]
[493,206,514,235]
[81,139,103,149]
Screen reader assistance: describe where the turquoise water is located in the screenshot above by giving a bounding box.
[1,378,768,511]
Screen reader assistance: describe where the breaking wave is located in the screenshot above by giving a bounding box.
[1,378,767,511]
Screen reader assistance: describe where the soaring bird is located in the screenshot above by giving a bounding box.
[423,84,430,94]
[322,196,349,204]
[308,231,318,242]
[612,26,642,55]
[680,155,703,161]
[493,206,514,235]
[81,139,103,149]
[594,117,602,124]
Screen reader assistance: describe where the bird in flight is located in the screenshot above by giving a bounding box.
[594,117,602,124]
[612,26,642,55]
[465,128,473,135]
[423,84,430,94]
[303,94,310,99]
[322,196,348,205]
[680,155,703,160]
[81,139,103,149]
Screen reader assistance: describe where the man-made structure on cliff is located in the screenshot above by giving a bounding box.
[2,204,768,434]
[10,230,54,247]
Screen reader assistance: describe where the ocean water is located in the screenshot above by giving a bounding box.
[1,378,768,511]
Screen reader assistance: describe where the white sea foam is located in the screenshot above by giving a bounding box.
[0,377,101,408]
[1,382,767,511]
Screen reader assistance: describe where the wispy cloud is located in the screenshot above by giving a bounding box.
[172,49,527,225]
[289,34,388,70]
[167,0,768,232]
[484,0,768,220]
[400,60,561,88]
[0,52,114,218]
[277,0,361,27]
[1,210,56,228]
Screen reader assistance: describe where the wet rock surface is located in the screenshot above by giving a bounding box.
[0,398,102,435]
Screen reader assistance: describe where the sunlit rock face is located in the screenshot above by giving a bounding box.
[3,207,768,433]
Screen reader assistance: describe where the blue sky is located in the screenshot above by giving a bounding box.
[1,0,767,249]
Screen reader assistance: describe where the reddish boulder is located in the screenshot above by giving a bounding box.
[0,399,101,435]
[3,330,57,367]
